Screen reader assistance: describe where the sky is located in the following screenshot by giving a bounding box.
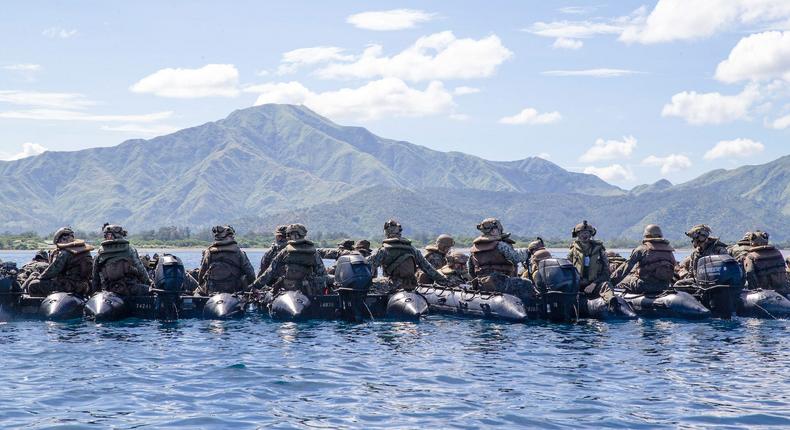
[1,0,789,188]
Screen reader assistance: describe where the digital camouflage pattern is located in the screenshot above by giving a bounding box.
[196,237,256,295]
[252,239,327,295]
[613,236,677,295]
[92,238,151,296]
[25,240,94,296]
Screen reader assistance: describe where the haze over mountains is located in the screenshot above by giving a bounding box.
[0,104,787,241]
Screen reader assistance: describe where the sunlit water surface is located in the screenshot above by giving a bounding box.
[1,250,788,429]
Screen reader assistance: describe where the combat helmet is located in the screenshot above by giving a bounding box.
[643,224,663,239]
[212,225,235,240]
[685,224,712,240]
[436,234,455,249]
[102,223,128,240]
[527,237,546,253]
[354,239,371,251]
[337,239,354,250]
[572,220,597,238]
[748,230,769,246]
[33,249,49,262]
[446,251,469,266]
[383,219,402,237]
[476,218,504,235]
[274,225,288,237]
[286,223,308,239]
[52,227,74,245]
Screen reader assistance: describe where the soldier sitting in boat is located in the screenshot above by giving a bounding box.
[417,234,455,284]
[366,219,450,293]
[523,237,551,283]
[612,224,676,295]
[742,231,788,296]
[438,251,472,286]
[606,251,626,278]
[354,240,372,257]
[468,217,534,299]
[16,250,50,287]
[676,224,728,282]
[24,227,94,297]
[92,224,151,297]
[317,239,355,260]
[727,232,753,263]
[251,224,328,296]
[195,225,256,296]
[567,221,617,307]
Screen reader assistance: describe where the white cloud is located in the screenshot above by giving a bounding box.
[453,86,480,95]
[248,78,454,121]
[277,46,354,75]
[0,90,95,109]
[542,68,641,77]
[315,31,513,82]
[715,31,790,83]
[642,154,692,174]
[346,9,435,31]
[42,27,77,39]
[552,38,583,49]
[558,6,598,15]
[537,152,551,159]
[620,0,790,44]
[0,142,47,161]
[526,19,626,39]
[703,138,765,160]
[769,112,790,129]
[498,108,561,125]
[579,136,637,162]
[130,64,240,98]
[583,164,635,182]
[0,109,173,122]
[661,84,760,124]
[100,124,179,136]
[448,113,470,121]
[2,64,42,72]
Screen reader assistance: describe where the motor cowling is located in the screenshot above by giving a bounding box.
[695,255,743,287]
[154,253,186,294]
[333,253,372,293]
[534,258,580,295]
[0,262,19,298]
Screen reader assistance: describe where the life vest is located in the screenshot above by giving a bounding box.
[636,239,676,283]
[206,240,245,291]
[568,240,605,285]
[382,238,417,284]
[423,245,447,269]
[280,239,317,282]
[96,239,138,284]
[470,236,516,276]
[53,240,93,282]
[745,245,787,289]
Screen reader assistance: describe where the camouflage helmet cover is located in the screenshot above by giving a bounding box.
[685,224,712,239]
[643,224,663,239]
[446,251,469,265]
[337,239,355,250]
[527,237,545,253]
[572,220,597,238]
[476,217,503,234]
[274,225,288,235]
[212,225,235,240]
[354,239,371,250]
[33,249,49,262]
[383,219,402,236]
[53,227,75,244]
[102,223,128,239]
[436,234,455,248]
[748,230,769,246]
[286,223,308,238]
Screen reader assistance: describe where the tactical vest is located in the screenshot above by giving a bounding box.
[53,240,94,282]
[382,238,417,284]
[568,240,604,285]
[470,236,515,276]
[281,239,317,282]
[636,239,676,283]
[206,241,245,291]
[423,246,447,269]
[746,245,787,289]
[690,238,727,272]
[529,248,553,279]
[96,240,138,284]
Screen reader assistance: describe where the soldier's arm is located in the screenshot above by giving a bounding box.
[313,253,327,283]
[612,248,642,285]
[415,249,449,284]
[91,255,100,292]
[467,256,476,278]
[131,248,151,284]
[40,251,69,280]
[317,248,340,260]
[366,248,385,275]
[251,252,282,290]
[743,257,758,288]
[596,249,611,284]
[240,251,256,287]
[197,251,209,285]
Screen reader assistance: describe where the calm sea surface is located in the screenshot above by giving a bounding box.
[1,249,789,429]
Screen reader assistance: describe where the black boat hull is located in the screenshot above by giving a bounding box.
[618,291,710,319]
[84,291,129,321]
[203,293,246,319]
[416,285,527,322]
[737,289,790,319]
[39,292,85,320]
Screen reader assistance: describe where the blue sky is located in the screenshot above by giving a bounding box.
[1,1,789,188]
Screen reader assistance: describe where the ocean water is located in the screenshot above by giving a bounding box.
[1,249,789,429]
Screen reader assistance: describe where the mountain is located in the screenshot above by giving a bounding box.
[0,103,788,242]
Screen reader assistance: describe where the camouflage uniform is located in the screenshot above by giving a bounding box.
[367,219,449,292]
[439,252,472,286]
[25,228,94,297]
[196,226,256,295]
[567,221,614,303]
[467,218,532,299]
[677,225,729,281]
[317,240,355,260]
[606,251,627,279]
[613,225,677,295]
[354,240,372,257]
[417,235,454,284]
[742,231,788,295]
[16,251,49,287]
[523,238,551,283]
[92,237,151,296]
[259,226,288,277]
[252,224,327,296]
[727,232,753,263]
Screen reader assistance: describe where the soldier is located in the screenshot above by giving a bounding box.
[567,221,616,305]
[742,231,788,295]
[195,225,256,296]
[606,251,627,279]
[24,227,94,297]
[258,225,288,277]
[16,250,49,287]
[92,224,151,296]
[366,219,449,292]
[354,240,372,257]
[318,239,355,260]
[417,234,454,284]
[438,251,472,286]
[251,224,327,296]
[728,232,753,263]
[523,237,551,282]
[612,224,677,295]
[676,224,728,280]
[468,218,529,290]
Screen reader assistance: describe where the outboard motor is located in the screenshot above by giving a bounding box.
[153,254,186,320]
[693,255,743,318]
[0,262,20,320]
[534,258,580,322]
[84,291,127,321]
[334,253,373,321]
[39,292,85,320]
